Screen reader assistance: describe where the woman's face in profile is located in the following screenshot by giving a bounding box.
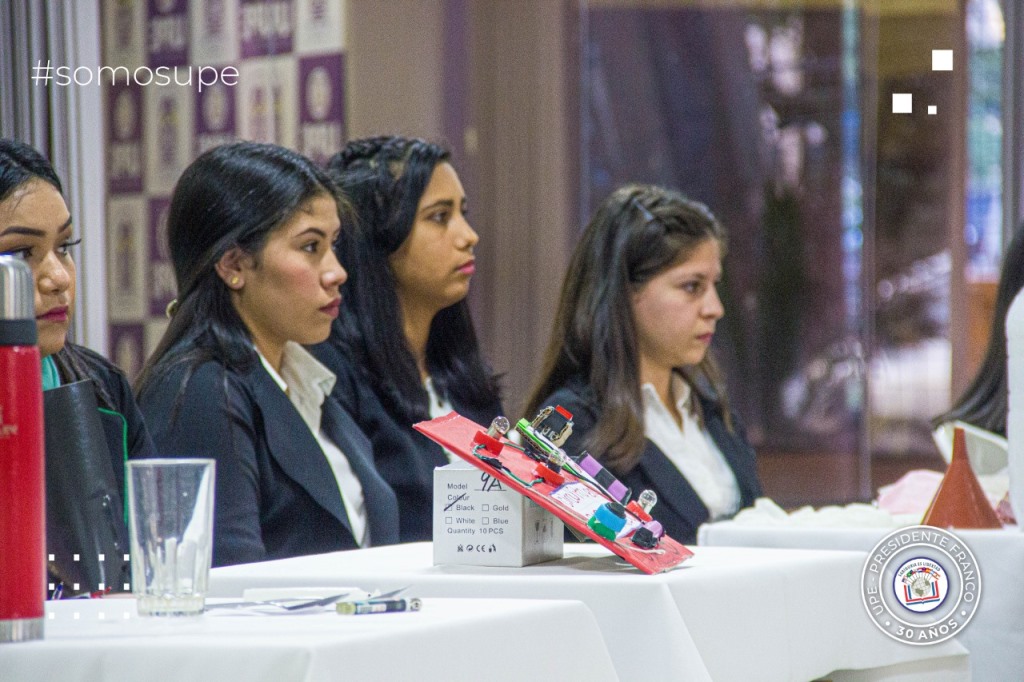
[230,193,345,354]
[388,162,479,315]
[631,238,724,373]
[0,179,76,357]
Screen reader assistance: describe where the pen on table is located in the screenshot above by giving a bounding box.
[336,597,422,615]
[51,582,63,600]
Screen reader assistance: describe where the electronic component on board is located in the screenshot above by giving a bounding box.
[516,406,574,467]
[529,405,574,446]
[472,416,512,455]
[533,461,565,486]
[487,416,511,439]
[575,452,632,505]
[587,501,627,541]
[630,519,665,549]
[626,489,658,522]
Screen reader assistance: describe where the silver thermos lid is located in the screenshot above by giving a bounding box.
[0,255,35,320]
[0,255,37,346]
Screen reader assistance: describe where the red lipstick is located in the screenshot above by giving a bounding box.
[37,306,68,323]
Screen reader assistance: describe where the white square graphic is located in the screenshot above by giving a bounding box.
[482,504,490,512]
[932,50,953,71]
[892,93,913,114]
[928,105,937,115]
[482,517,490,526]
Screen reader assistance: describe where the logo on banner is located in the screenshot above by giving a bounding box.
[861,526,980,645]
[894,558,947,611]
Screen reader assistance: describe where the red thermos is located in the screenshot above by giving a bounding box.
[0,255,45,642]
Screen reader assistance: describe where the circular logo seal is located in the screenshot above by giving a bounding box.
[861,526,980,645]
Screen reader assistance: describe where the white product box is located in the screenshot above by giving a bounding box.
[433,462,563,567]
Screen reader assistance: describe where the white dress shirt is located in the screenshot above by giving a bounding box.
[642,373,740,520]
[257,342,369,546]
[424,376,457,463]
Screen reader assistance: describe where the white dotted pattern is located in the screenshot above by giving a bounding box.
[932,49,953,71]
[892,93,912,114]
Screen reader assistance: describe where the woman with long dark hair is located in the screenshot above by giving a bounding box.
[934,223,1024,438]
[311,136,502,542]
[525,184,761,543]
[931,223,1024,477]
[136,142,398,567]
[0,138,155,593]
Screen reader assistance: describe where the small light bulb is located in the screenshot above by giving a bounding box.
[548,449,566,469]
[638,489,658,513]
[487,416,511,438]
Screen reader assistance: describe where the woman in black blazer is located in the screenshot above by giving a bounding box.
[526,185,761,544]
[136,142,399,567]
[0,138,156,593]
[311,137,502,543]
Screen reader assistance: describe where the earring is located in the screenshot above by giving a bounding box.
[230,276,240,287]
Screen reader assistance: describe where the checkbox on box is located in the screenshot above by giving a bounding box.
[932,49,953,71]
[445,516,453,525]
[482,517,489,525]
[892,93,912,114]
[482,504,489,512]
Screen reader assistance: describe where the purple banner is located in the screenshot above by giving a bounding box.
[240,0,294,58]
[195,81,237,154]
[299,53,344,165]
[107,83,144,194]
[108,324,146,380]
[147,0,189,67]
[148,198,177,317]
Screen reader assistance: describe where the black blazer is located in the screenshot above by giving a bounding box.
[541,376,761,544]
[59,343,157,493]
[45,344,157,593]
[137,357,399,567]
[311,340,503,543]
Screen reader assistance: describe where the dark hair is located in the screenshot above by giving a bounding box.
[0,138,63,199]
[135,141,343,398]
[525,184,731,474]
[0,138,123,407]
[324,136,500,422]
[933,222,1024,437]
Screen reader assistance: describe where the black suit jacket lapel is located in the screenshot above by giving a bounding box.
[249,370,353,534]
[635,441,711,530]
[699,396,759,503]
[322,396,399,546]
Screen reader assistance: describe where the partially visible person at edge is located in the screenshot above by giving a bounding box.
[311,136,502,543]
[933,222,1024,439]
[524,184,761,544]
[0,138,156,591]
[135,142,399,567]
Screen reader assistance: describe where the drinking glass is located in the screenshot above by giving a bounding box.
[126,458,215,616]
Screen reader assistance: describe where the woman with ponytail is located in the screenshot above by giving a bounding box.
[312,136,502,543]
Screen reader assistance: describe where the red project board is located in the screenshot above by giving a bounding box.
[415,412,694,574]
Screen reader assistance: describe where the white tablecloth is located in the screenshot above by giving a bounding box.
[0,597,617,682]
[699,523,1022,682]
[208,542,968,682]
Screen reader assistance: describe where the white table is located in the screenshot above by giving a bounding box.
[699,523,1023,682]
[0,597,617,682]
[208,542,969,682]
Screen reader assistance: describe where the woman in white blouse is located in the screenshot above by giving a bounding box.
[310,136,503,543]
[136,142,399,566]
[526,184,762,543]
